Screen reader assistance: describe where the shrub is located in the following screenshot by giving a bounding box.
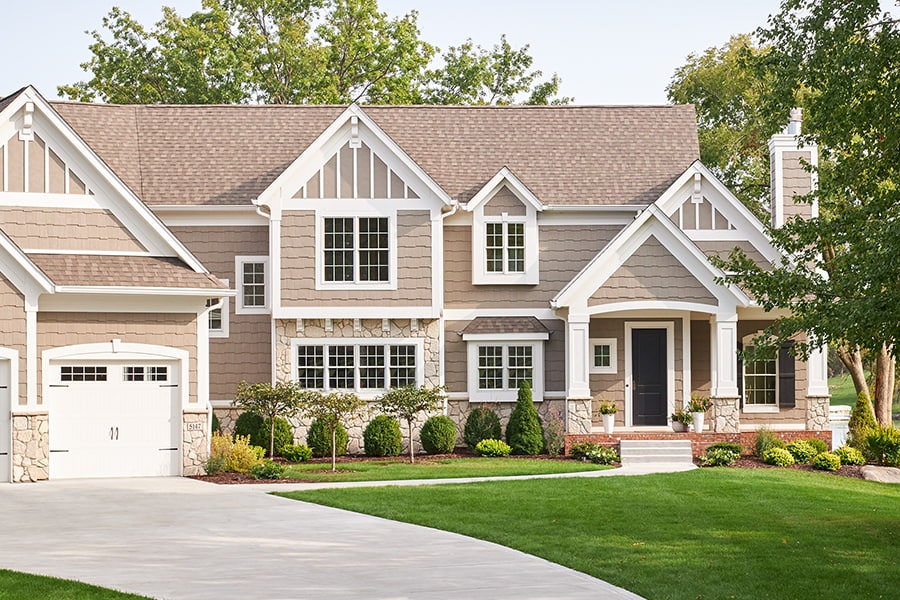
[420,415,458,454]
[812,452,842,472]
[363,415,403,457]
[307,417,349,458]
[505,380,545,455]
[569,441,602,460]
[754,427,785,457]
[475,438,511,457]
[834,445,866,466]
[281,443,313,463]
[234,412,294,457]
[227,435,266,473]
[787,440,818,463]
[763,447,795,466]
[211,412,222,434]
[583,446,620,465]
[701,447,739,467]
[848,391,877,451]
[250,459,286,480]
[543,409,566,457]
[204,451,227,476]
[463,406,502,449]
[865,426,900,467]
[706,442,743,455]
[805,437,829,455]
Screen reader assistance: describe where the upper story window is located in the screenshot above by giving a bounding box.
[486,221,525,274]
[318,215,396,290]
[235,257,269,314]
[206,279,230,338]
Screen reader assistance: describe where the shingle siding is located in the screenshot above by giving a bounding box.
[0,274,26,405]
[0,207,146,253]
[483,186,526,216]
[782,150,813,221]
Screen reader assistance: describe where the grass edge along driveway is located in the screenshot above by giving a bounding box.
[281,469,900,600]
[0,569,150,600]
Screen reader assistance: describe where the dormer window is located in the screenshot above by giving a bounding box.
[486,220,525,274]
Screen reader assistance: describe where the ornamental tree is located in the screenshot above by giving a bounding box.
[376,385,446,463]
[298,390,365,472]
[234,380,302,458]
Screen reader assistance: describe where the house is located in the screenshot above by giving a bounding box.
[0,86,829,482]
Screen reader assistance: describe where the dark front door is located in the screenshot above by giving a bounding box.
[632,328,667,426]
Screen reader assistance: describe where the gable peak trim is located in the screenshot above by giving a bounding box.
[464,167,543,212]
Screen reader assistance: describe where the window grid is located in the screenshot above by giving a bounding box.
[744,348,777,406]
[297,346,325,389]
[478,346,504,389]
[328,345,355,389]
[242,262,266,308]
[593,345,611,368]
[324,217,355,282]
[506,223,525,272]
[507,345,533,389]
[477,344,535,392]
[296,343,417,391]
[358,217,390,282]
[486,223,504,273]
[324,217,390,283]
[124,366,168,382]
[359,345,385,389]
[484,221,525,274]
[389,345,417,388]
[60,366,107,382]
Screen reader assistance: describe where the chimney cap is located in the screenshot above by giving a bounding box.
[785,107,803,135]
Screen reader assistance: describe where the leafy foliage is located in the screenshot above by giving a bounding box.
[582,446,620,465]
[542,408,566,457]
[233,411,263,443]
[463,406,502,450]
[706,442,743,455]
[474,439,512,457]
[833,445,866,466]
[701,448,740,467]
[848,391,878,450]
[211,411,222,434]
[250,459,287,480]
[763,447,795,466]
[753,427,785,457]
[569,441,603,461]
[786,440,819,464]
[812,452,842,472]
[61,1,569,106]
[208,432,265,473]
[419,415,458,454]
[306,416,350,459]
[363,415,403,457]
[865,426,900,467]
[299,390,364,470]
[234,380,302,457]
[281,443,313,462]
[505,380,544,455]
[234,414,293,457]
[377,385,446,463]
[805,437,829,455]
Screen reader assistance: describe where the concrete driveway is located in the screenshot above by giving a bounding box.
[0,477,643,600]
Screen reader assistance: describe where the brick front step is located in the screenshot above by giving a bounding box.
[566,430,831,458]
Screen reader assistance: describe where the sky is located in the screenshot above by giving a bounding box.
[1,0,787,104]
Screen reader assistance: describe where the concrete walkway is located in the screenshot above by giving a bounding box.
[0,467,687,600]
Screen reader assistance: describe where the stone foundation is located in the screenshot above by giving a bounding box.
[213,407,241,434]
[806,396,830,431]
[566,399,592,435]
[446,399,567,440]
[11,412,49,482]
[710,396,740,433]
[183,410,210,476]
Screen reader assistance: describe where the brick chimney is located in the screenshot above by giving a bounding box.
[768,108,818,227]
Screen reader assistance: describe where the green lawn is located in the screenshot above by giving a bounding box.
[828,373,858,406]
[281,469,900,600]
[0,570,148,600]
[282,457,609,482]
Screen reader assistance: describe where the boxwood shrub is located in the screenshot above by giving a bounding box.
[234,412,294,457]
[474,439,511,457]
[420,415,458,454]
[250,459,286,480]
[701,447,739,467]
[812,452,841,472]
[363,415,403,457]
[806,437,829,455]
[763,447,795,466]
[281,443,313,463]
[307,417,349,458]
[463,406,502,450]
[834,445,866,466]
[787,440,818,463]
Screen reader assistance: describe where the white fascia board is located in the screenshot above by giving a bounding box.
[10,87,209,274]
[153,205,268,227]
[464,167,544,212]
[444,308,560,321]
[40,292,211,313]
[0,230,54,294]
[255,104,453,211]
[54,286,234,297]
[461,332,549,341]
[273,306,438,320]
[587,300,728,316]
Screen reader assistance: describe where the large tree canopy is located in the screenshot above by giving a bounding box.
[714,0,899,423]
[59,0,568,105]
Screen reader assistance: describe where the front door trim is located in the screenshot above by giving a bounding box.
[624,321,675,428]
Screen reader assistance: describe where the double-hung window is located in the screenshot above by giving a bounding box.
[485,221,525,274]
[322,216,391,286]
[235,257,268,314]
[466,340,545,402]
[293,339,422,394]
[742,345,778,410]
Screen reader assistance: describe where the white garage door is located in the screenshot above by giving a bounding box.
[48,362,181,479]
[0,360,10,482]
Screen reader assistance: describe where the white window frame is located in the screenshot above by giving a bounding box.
[589,337,617,374]
[472,209,539,285]
[207,278,230,338]
[741,333,779,413]
[235,257,269,315]
[290,338,424,399]
[315,212,398,291]
[465,335,545,402]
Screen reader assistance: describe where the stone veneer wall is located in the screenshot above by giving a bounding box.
[447,399,568,442]
[11,412,48,482]
[710,396,740,433]
[183,409,210,476]
[806,397,830,431]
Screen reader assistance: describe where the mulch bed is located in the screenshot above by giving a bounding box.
[727,456,864,479]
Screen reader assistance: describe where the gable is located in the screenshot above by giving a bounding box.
[482,186,526,216]
[589,235,717,307]
[0,206,146,253]
[671,196,735,231]
[292,140,419,200]
[1,128,89,195]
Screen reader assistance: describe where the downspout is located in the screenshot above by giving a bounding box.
[439,201,460,416]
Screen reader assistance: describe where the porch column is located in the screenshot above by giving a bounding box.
[565,313,592,435]
[709,313,740,433]
[806,343,830,431]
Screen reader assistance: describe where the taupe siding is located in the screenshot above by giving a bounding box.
[170,226,271,398]
[2,132,89,195]
[589,235,717,306]
[445,225,619,308]
[738,320,807,423]
[0,274,26,404]
[0,207,146,252]
[483,186,526,216]
[294,141,413,200]
[444,319,565,396]
[280,210,432,306]
[37,312,198,405]
[696,240,770,270]
[690,319,711,397]
[782,150,813,221]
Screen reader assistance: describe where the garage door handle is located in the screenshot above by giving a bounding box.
[110,427,114,440]
[159,384,178,388]
[0,385,6,389]
[49,384,69,388]
[159,447,178,451]
[115,427,119,440]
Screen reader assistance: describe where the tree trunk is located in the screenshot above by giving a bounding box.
[873,346,895,426]
[331,426,337,472]
[269,417,276,459]
[408,420,415,464]
[836,345,869,399]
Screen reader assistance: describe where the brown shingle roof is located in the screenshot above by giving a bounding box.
[50,102,699,207]
[461,316,551,336]
[29,254,226,290]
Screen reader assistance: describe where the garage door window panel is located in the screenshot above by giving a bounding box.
[60,366,107,382]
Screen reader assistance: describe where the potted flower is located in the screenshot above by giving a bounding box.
[687,395,712,433]
[670,409,693,432]
[599,401,617,434]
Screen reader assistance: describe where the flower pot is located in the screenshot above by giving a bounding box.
[691,411,705,433]
[602,413,616,434]
[672,421,687,433]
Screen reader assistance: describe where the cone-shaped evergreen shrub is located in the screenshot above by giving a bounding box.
[505,380,544,455]
[848,391,877,451]
[363,415,403,457]
[464,406,502,449]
